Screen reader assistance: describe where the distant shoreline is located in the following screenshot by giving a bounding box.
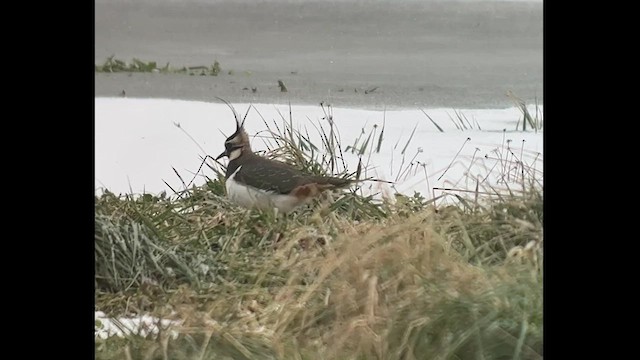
[95,72,541,110]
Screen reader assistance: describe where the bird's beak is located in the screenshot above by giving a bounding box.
[215,150,227,161]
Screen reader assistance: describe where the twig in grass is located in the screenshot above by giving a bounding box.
[351,125,374,171]
[376,108,386,153]
[320,102,343,172]
[173,121,209,156]
[422,162,432,200]
[172,166,188,191]
[401,123,418,155]
[453,109,474,130]
[479,155,498,185]
[395,148,423,183]
[393,124,419,182]
[506,139,513,182]
[355,158,363,181]
[420,109,444,132]
[172,116,230,189]
[464,147,481,189]
[389,129,405,177]
[438,137,471,181]
[530,151,541,184]
[474,176,480,210]
[162,179,182,199]
[187,154,224,187]
[395,154,406,183]
[446,112,462,130]
[126,176,134,196]
[473,115,482,130]
[498,129,508,176]
[513,312,529,360]
[308,119,331,164]
[520,139,526,186]
[483,153,543,190]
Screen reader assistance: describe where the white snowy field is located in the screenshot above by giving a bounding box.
[95,97,542,203]
[95,311,181,340]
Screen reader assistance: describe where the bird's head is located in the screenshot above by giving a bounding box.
[215,99,251,161]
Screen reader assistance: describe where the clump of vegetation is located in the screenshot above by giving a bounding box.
[95,55,224,76]
[211,60,221,76]
[278,80,288,92]
[95,101,543,359]
[96,55,162,73]
[508,91,543,132]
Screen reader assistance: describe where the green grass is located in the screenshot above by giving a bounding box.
[95,101,543,359]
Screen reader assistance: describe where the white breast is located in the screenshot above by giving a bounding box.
[225,166,305,213]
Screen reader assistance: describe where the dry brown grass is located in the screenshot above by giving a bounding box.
[97,203,542,359]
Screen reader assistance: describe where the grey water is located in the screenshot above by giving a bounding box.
[95,0,543,109]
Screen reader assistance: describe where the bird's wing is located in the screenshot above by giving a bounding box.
[234,158,311,194]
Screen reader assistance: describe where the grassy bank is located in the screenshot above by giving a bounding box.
[95,103,543,359]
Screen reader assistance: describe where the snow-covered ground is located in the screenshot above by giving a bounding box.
[96,98,543,201]
[95,311,181,340]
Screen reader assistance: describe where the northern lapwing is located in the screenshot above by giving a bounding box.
[215,101,354,213]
